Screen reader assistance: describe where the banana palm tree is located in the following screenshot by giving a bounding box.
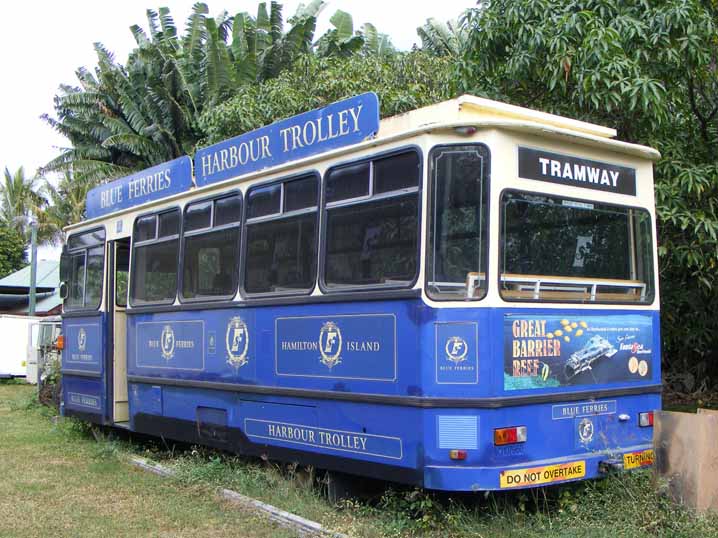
[42,2,327,182]
[417,17,466,57]
[36,173,94,244]
[0,167,46,241]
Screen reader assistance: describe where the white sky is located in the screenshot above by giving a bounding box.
[0,0,474,260]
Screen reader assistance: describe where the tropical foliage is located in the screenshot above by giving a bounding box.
[40,1,396,184]
[199,51,453,144]
[457,0,718,378]
[0,167,45,241]
[0,224,27,278]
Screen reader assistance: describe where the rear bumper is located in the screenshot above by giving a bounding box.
[424,444,654,491]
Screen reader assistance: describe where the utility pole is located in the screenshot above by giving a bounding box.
[29,220,37,316]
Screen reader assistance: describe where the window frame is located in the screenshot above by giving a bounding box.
[318,146,423,294]
[424,143,491,302]
[497,188,657,306]
[63,226,106,312]
[179,190,243,303]
[240,172,320,299]
[129,207,181,307]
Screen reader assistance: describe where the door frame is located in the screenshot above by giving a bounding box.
[105,238,131,423]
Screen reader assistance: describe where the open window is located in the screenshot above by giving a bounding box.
[243,175,318,295]
[130,209,180,306]
[181,193,241,300]
[499,191,655,303]
[61,228,106,311]
[426,144,490,300]
[322,149,421,290]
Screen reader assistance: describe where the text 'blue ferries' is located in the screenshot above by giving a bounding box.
[85,156,194,219]
[194,92,380,186]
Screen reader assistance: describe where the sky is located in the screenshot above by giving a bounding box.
[0,0,475,259]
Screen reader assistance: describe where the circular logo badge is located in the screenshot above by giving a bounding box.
[638,360,648,377]
[578,418,594,443]
[77,328,87,352]
[445,336,468,364]
[628,356,639,374]
[160,325,175,360]
[226,317,249,367]
[319,321,342,369]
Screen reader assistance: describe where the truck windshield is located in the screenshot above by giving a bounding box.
[500,191,654,303]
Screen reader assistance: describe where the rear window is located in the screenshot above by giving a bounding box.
[500,191,655,303]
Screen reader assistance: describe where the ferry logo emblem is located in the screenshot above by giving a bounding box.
[160,325,175,360]
[77,328,87,352]
[445,336,468,364]
[319,321,342,369]
[226,317,249,367]
[578,418,594,443]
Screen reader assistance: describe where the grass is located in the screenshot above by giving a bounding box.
[0,382,297,538]
[1,380,717,538]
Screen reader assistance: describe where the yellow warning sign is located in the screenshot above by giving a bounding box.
[623,449,654,470]
[499,460,586,489]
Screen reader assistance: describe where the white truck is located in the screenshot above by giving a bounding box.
[0,315,41,379]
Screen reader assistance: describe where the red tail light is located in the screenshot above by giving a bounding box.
[449,449,467,460]
[639,411,654,427]
[494,426,527,446]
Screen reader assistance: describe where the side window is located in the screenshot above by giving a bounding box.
[427,145,490,300]
[182,194,241,300]
[62,229,106,311]
[323,150,421,289]
[244,175,318,295]
[130,209,180,306]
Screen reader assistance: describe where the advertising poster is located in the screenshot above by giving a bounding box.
[504,313,654,390]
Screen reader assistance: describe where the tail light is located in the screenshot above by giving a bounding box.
[56,335,64,350]
[449,449,467,460]
[494,426,527,446]
[639,411,654,427]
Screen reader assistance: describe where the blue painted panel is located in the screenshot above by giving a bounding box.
[85,156,193,219]
[275,314,396,381]
[63,316,104,373]
[435,322,478,384]
[244,419,403,460]
[128,310,259,382]
[63,375,103,413]
[422,392,659,491]
[135,320,205,370]
[121,300,661,491]
[194,93,380,186]
[503,313,655,391]
[552,400,617,420]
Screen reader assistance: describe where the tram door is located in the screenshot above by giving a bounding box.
[111,239,130,423]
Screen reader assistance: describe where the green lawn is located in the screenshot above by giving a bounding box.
[0,383,297,538]
[1,381,717,538]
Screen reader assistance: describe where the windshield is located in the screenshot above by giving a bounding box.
[500,191,654,303]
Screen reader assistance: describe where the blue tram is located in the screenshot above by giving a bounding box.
[59,93,660,491]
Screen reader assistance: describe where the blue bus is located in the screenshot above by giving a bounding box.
[59,93,660,491]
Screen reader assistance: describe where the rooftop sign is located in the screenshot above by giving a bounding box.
[518,147,637,196]
[85,156,193,219]
[194,92,380,187]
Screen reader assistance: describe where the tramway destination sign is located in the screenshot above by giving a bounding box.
[85,156,193,219]
[518,147,637,196]
[194,92,380,186]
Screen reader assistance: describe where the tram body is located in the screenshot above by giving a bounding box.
[60,94,660,491]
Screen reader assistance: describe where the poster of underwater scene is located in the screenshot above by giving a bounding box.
[503,313,654,391]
